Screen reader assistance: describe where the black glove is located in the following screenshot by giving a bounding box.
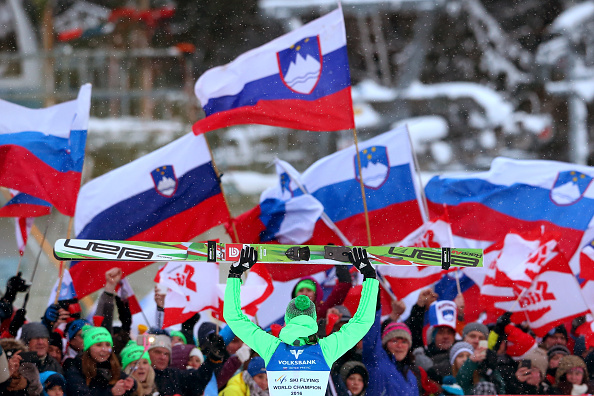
[3,272,29,303]
[347,248,376,279]
[205,332,226,362]
[494,311,512,337]
[228,247,258,278]
[181,313,200,345]
[335,264,352,284]
[42,304,60,327]
[9,308,27,337]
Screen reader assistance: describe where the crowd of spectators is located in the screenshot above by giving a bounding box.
[1,262,594,396]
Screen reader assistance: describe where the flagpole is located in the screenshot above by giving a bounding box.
[405,124,430,223]
[352,129,372,246]
[22,208,53,309]
[55,216,74,304]
[275,159,352,246]
[203,135,239,243]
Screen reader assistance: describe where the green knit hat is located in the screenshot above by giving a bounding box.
[294,279,317,297]
[120,341,151,369]
[170,331,187,344]
[82,325,113,351]
[280,295,318,345]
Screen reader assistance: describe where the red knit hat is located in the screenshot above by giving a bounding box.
[505,324,537,359]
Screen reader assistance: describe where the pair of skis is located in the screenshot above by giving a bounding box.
[53,239,483,269]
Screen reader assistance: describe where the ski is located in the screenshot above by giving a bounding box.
[54,239,482,269]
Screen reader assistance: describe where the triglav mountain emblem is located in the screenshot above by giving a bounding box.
[355,146,390,189]
[550,170,592,206]
[277,36,322,95]
[151,165,178,197]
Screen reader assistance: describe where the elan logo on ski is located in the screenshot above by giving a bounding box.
[226,244,244,261]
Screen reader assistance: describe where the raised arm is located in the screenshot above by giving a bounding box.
[223,247,280,363]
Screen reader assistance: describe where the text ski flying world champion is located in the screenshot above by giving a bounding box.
[223,246,379,396]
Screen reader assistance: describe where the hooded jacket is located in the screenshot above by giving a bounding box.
[224,277,378,396]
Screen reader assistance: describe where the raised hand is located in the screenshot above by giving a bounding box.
[228,246,258,278]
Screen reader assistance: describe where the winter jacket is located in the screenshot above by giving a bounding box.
[36,354,63,375]
[219,372,249,396]
[362,308,420,396]
[64,354,136,396]
[456,356,505,394]
[505,375,552,395]
[154,359,219,396]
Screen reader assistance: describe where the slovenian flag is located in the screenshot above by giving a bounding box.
[71,133,231,297]
[426,157,594,259]
[0,84,91,216]
[0,191,52,218]
[193,8,354,134]
[300,125,426,246]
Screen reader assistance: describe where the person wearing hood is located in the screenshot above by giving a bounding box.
[224,247,378,396]
[219,356,269,396]
[291,261,352,321]
[554,354,594,395]
[40,371,66,396]
[337,361,368,396]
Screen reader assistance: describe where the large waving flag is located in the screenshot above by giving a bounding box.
[426,157,594,259]
[301,125,426,245]
[480,227,588,336]
[71,133,230,297]
[193,8,354,134]
[155,262,273,328]
[0,191,52,218]
[229,159,324,245]
[0,84,91,216]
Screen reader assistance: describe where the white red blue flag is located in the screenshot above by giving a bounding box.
[0,84,91,216]
[154,261,274,328]
[232,159,323,245]
[301,125,426,245]
[71,133,230,297]
[48,269,78,305]
[426,157,594,259]
[193,8,354,134]
[0,191,51,218]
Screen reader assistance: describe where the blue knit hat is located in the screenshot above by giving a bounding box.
[247,356,266,377]
[67,319,90,340]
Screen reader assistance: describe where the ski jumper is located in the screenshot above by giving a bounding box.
[224,277,378,396]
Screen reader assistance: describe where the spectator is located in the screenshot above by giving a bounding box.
[40,371,66,396]
[0,273,29,335]
[219,356,268,395]
[171,330,188,346]
[20,322,63,374]
[506,347,552,395]
[0,338,43,395]
[413,300,458,380]
[64,325,136,396]
[339,360,368,396]
[48,332,63,363]
[546,344,570,385]
[541,324,568,350]
[462,323,488,350]
[187,347,204,369]
[121,341,156,396]
[291,262,352,321]
[555,355,594,395]
[363,316,422,395]
[455,338,505,394]
[145,333,222,396]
